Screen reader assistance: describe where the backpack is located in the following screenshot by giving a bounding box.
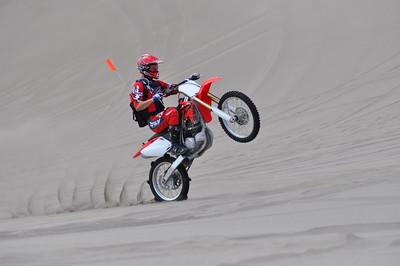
[130,79,164,128]
[130,103,149,128]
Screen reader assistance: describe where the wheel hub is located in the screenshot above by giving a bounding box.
[234,107,249,125]
[161,172,181,190]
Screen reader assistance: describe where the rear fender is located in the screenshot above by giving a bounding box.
[133,137,171,158]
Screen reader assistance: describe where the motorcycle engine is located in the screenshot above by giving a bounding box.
[184,130,206,151]
[184,137,196,150]
[183,118,204,152]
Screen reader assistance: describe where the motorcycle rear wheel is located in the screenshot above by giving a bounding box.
[148,156,190,201]
[218,91,260,143]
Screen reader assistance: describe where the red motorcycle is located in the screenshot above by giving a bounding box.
[134,73,260,201]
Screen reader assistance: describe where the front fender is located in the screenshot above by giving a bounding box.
[197,76,223,123]
[198,76,223,100]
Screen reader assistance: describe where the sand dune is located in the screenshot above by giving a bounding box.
[1,0,400,265]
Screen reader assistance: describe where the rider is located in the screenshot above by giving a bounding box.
[130,53,187,156]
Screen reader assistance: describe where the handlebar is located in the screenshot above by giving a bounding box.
[175,79,188,87]
[176,73,200,87]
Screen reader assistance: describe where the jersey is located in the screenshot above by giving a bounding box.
[129,78,170,117]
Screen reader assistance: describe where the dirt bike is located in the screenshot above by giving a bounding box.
[133,73,260,201]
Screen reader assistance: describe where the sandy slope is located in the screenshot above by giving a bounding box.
[1,0,400,265]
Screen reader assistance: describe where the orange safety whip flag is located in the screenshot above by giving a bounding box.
[106,58,117,71]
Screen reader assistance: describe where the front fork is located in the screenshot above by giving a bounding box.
[163,155,185,183]
[160,155,194,185]
[194,95,236,123]
[208,92,220,104]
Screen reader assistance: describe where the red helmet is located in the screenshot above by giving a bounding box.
[137,53,163,79]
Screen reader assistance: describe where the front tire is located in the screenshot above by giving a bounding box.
[218,91,260,143]
[148,156,190,201]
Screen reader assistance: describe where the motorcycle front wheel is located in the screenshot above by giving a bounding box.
[148,156,190,201]
[218,91,260,143]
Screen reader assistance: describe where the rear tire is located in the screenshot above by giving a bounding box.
[148,156,190,201]
[218,91,260,143]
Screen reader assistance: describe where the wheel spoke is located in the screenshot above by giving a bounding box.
[228,103,236,114]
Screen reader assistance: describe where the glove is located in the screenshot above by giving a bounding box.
[152,93,163,103]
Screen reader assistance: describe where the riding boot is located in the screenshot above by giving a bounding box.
[169,126,188,156]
